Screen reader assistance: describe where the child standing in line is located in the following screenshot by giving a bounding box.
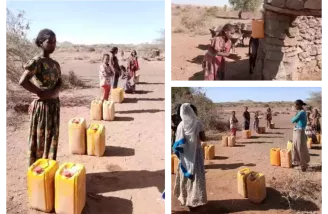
[99,54,114,100]
[254,111,260,134]
[230,111,238,137]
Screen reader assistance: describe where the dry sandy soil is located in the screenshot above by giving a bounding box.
[6,49,165,214]
[172,107,322,214]
[171,4,258,81]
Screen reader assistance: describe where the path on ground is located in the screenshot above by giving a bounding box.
[7,60,165,214]
[171,111,322,213]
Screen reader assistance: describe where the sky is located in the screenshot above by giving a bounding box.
[203,87,322,103]
[7,1,165,45]
[172,0,229,6]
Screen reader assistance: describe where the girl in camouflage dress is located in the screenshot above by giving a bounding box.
[19,29,62,166]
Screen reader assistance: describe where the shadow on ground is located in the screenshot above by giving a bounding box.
[137,82,164,85]
[205,163,255,170]
[172,187,319,213]
[83,194,133,214]
[115,116,134,121]
[116,109,164,114]
[86,168,165,194]
[103,146,135,157]
[123,98,164,103]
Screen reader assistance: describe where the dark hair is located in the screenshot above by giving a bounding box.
[110,47,118,53]
[120,65,126,72]
[131,50,137,55]
[295,99,307,106]
[35,29,56,47]
[103,54,109,59]
[218,24,234,37]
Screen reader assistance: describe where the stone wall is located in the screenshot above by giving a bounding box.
[254,0,321,80]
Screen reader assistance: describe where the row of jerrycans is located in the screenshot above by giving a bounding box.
[68,118,106,157]
[270,141,293,168]
[90,88,124,121]
[27,159,86,214]
[237,168,266,204]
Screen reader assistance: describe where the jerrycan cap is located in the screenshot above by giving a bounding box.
[34,166,44,174]
[72,118,80,124]
[90,124,99,131]
[62,165,79,178]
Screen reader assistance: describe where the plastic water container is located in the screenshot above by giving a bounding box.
[222,136,228,147]
[27,159,59,212]
[68,118,86,155]
[270,148,281,166]
[228,136,236,147]
[102,100,115,121]
[280,149,292,168]
[90,100,103,120]
[246,172,266,203]
[55,163,86,214]
[111,88,124,103]
[204,145,215,160]
[237,168,252,198]
[87,124,106,157]
[252,19,264,39]
[287,140,293,151]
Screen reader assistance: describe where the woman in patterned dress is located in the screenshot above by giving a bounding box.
[202,24,235,80]
[266,108,272,128]
[127,50,139,80]
[253,111,260,133]
[311,108,321,134]
[99,54,114,100]
[19,29,62,166]
[173,103,207,212]
[230,111,238,137]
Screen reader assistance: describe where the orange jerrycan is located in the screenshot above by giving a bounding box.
[259,127,266,134]
[102,100,115,121]
[171,154,179,174]
[111,88,124,103]
[246,172,266,203]
[68,118,86,155]
[237,168,252,198]
[27,159,59,212]
[270,123,275,129]
[90,100,103,120]
[307,137,313,149]
[270,148,281,166]
[287,140,293,151]
[316,134,321,144]
[252,19,264,38]
[55,163,86,214]
[222,136,228,147]
[87,124,106,157]
[242,130,252,139]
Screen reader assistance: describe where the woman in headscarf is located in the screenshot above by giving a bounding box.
[127,50,139,80]
[202,24,235,80]
[253,111,260,134]
[291,99,310,172]
[243,106,250,130]
[173,103,207,212]
[311,108,321,134]
[109,47,121,88]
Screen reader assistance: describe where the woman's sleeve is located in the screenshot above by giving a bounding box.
[291,111,302,123]
[54,60,61,79]
[23,58,39,77]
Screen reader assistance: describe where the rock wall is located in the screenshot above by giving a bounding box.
[254,0,321,80]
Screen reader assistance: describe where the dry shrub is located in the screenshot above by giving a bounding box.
[269,172,321,210]
[88,47,96,52]
[61,70,91,90]
[172,27,185,34]
[205,6,220,17]
[180,12,207,33]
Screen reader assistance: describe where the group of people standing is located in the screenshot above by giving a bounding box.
[99,47,140,100]
[171,99,322,212]
[229,107,273,136]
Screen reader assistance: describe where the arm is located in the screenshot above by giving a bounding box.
[19,58,43,96]
[291,111,302,123]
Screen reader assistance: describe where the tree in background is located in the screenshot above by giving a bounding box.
[228,0,262,18]
[307,91,322,111]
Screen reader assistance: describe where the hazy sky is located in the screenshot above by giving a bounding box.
[203,87,322,102]
[7,1,165,44]
[172,0,229,6]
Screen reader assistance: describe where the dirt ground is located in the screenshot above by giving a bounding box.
[171,107,322,214]
[6,50,165,214]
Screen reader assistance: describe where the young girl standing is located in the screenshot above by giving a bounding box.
[19,29,62,166]
[230,111,238,137]
[99,54,114,100]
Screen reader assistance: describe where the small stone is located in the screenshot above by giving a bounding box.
[304,0,322,10]
[299,52,309,59]
[286,0,305,10]
[287,27,299,38]
[284,37,298,46]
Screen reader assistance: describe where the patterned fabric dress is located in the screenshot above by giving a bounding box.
[127,56,139,78]
[173,122,207,207]
[203,36,231,80]
[24,56,61,166]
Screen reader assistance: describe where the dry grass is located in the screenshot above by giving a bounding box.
[269,171,321,211]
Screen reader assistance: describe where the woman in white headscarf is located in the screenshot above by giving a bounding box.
[173,103,207,212]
